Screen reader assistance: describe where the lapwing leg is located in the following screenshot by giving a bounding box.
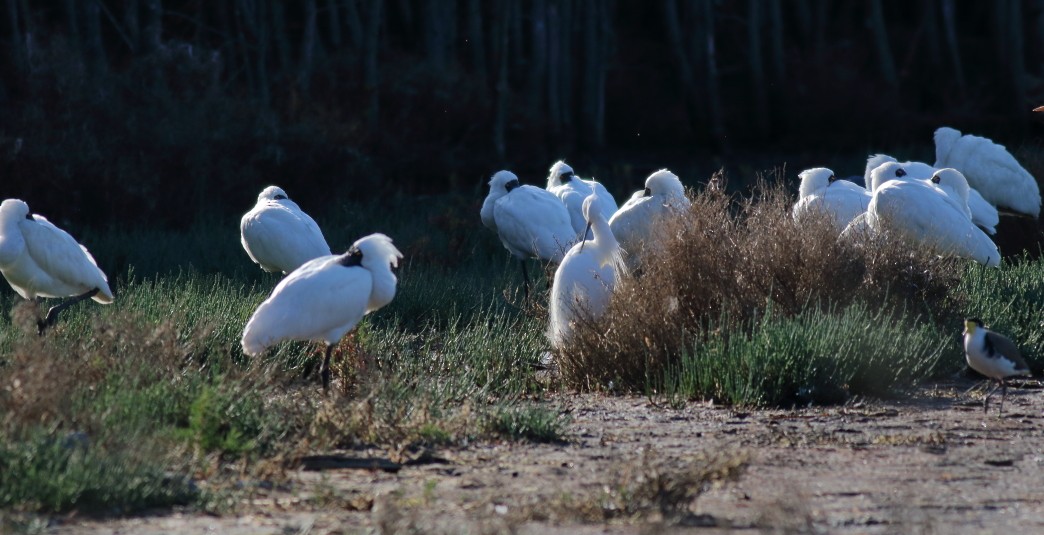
[320,344,334,392]
[999,379,1008,414]
[982,380,1001,414]
[37,288,100,335]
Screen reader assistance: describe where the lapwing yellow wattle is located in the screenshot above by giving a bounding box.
[962,318,1031,414]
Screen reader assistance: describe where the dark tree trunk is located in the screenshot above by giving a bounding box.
[343,0,363,49]
[868,0,897,87]
[467,0,488,95]
[493,0,511,160]
[702,0,725,148]
[527,0,547,111]
[663,0,704,136]
[747,0,769,138]
[299,0,319,93]
[364,0,383,134]
[327,0,342,47]
[940,0,966,99]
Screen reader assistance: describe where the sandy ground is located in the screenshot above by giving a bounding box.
[42,378,1044,534]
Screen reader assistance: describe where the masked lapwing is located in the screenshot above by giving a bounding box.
[962,318,1031,413]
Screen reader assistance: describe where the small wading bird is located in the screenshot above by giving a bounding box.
[241,233,402,391]
[481,170,575,299]
[241,186,331,274]
[791,167,871,231]
[546,161,618,240]
[549,194,626,350]
[962,318,1031,413]
[0,199,114,333]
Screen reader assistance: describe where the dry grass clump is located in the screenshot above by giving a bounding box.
[558,178,964,391]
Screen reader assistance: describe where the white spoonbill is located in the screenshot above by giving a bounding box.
[0,199,114,332]
[546,161,618,239]
[241,186,331,274]
[481,170,575,298]
[934,127,1040,217]
[867,168,1000,266]
[241,233,402,391]
[549,194,626,350]
[792,167,871,230]
[962,318,1031,414]
[864,154,999,234]
[608,169,691,267]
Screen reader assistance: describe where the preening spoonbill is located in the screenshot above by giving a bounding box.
[549,194,625,350]
[546,161,618,239]
[0,199,114,332]
[241,233,402,391]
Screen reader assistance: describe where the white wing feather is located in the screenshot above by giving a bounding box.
[19,216,113,302]
[241,256,372,355]
[935,131,1040,217]
[241,202,331,274]
[494,185,575,262]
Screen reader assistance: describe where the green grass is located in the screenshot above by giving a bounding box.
[2,189,1044,516]
[664,304,955,407]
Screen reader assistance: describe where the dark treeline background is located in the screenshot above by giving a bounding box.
[2,0,1044,228]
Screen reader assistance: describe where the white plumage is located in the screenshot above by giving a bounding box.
[0,199,114,331]
[934,127,1040,217]
[608,169,691,267]
[241,233,402,390]
[792,167,871,230]
[481,170,576,296]
[864,154,999,234]
[241,186,331,274]
[549,194,626,350]
[546,161,618,239]
[867,167,1000,267]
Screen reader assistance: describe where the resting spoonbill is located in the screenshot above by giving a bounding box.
[792,167,871,230]
[934,127,1040,218]
[481,170,575,298]
[546,161,618,239]
[549,194,625,350]
[241,186,331,274]
[608,169,691,268]
[0,199,114,332]
[241,233,402,391]
[867,168,1000,266]
[864,154,998,234]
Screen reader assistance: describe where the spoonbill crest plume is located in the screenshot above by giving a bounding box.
[792,167,871,230]
[0,199,114,332]
[241,186,331,274]
[867,168,1000,267]
[546,161,618,239]
[549,194,626,350]
[962,318,1031,414]
[481,170,575,298]
[608,169,691,268]
[864,154,999,234]
[241,233,402,391]
[934,127,1040,217]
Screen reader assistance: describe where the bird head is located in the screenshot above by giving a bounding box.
[645,169,684,197]
[964,317,984,336]
[868,161,908,192]
[929,168,971,203]
[489,170,521,193]
[0,199,31,226]
[547,161,575,188]
[864,155,898,190]
[797,167,836,199]
[351,233,404,272]
[258,186,289,202]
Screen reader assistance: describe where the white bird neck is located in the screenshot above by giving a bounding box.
[481,187,508,230]
[367,264,398,313]
[586,213,619,261]
[0,216,26,267]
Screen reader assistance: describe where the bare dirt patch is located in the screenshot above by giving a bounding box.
[43,378,1044,534]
